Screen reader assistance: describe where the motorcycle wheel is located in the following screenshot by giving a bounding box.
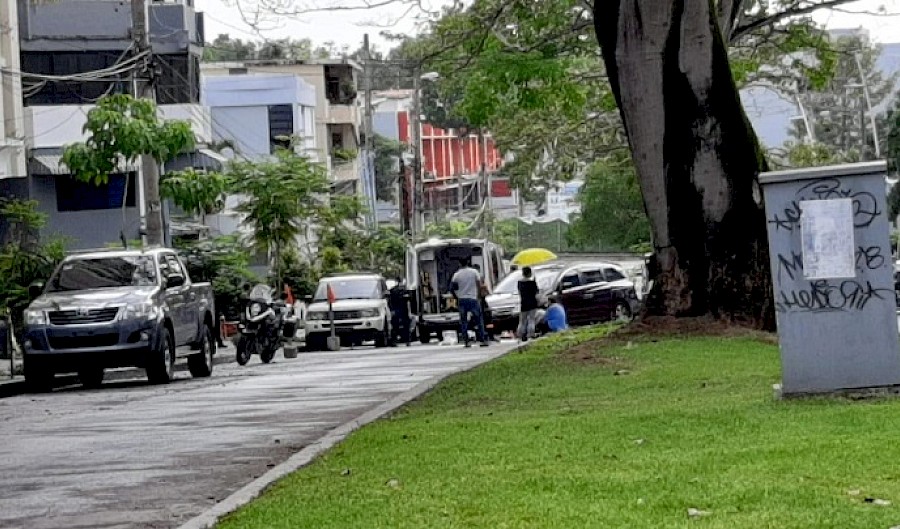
[236,335,252,366]
[260,347,276,364]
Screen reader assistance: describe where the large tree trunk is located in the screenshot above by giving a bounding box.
[594,0,774,328]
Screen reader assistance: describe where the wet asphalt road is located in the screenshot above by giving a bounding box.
[0,341,516,529]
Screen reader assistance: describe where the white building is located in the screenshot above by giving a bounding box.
[202,59,362,195]
[201,73,318,236]
[0,0,26,183]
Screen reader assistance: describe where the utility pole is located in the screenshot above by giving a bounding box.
[362,34,376,231]
[854,52,881,159]
[795,93,815,143]
[480,129,492,239]
[411,70,423,239]
[457,138,464,218]
[131,0,163,246]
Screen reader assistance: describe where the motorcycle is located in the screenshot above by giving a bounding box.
[235,284,290,365]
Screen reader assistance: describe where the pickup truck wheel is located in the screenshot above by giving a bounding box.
[78,367,104,389]
[24,359,54,393]
[188,327,214,378]
[147,328,175,384]
[235,335,252,365]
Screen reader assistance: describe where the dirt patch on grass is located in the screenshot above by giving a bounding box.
[556,317,776,366]
[559,343,630,367]
[611,316,777,344]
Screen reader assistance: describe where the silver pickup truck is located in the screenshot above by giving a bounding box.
[22,247,217,390]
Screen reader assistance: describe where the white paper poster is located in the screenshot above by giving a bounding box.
[800,199,855,280]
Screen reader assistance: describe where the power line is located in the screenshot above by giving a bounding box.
[1,51,148,82]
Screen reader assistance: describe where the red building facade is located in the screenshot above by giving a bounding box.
[396,111,503,182]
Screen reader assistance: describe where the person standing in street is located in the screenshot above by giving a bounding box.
[389,276,411,346]
[450,258,489,347]
[517,266,539,342]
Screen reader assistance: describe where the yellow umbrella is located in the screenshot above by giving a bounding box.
[511,248,558,267]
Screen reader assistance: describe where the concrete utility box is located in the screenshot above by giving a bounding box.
[760,161,900,396]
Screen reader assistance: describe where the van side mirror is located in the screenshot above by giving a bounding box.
[28,281,44,299]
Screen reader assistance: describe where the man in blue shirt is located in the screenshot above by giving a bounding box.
[544,294,568,333]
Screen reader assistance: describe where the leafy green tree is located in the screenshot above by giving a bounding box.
[425,220,471,239]
[367,226,407,279]
[888,183,900,221]
[227,149,330,288]
[777,141,852,168]
[61,94,195,245]
[61,95,195,186]
[384,0,850,326]
[0,199,66,333]
[160,168,230,220]
[788,33,896,160]
[177,235,258,321]
[887,94,900,173]
[569,155,650,251]
[258,38,316,60]
[319,246,348,276]
[277,248,320,298]
[203,34,258,61]
[374,134,403,202]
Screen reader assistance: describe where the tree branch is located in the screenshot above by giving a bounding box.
[730,0,861,43]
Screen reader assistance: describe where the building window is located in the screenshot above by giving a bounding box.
[56,173,136,212]
[331,132,344,150]
[268,105,294,153]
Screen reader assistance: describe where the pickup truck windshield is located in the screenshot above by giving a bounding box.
[48,256,158,292]
[314,278,380,302]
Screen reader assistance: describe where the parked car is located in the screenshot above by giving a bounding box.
[22,248,217,390]
[305,273,392,349]
[553,262,640,326]
[485,263,566,333]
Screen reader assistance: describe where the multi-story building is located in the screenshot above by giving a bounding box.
[13,0,217,249]
[0,1,26,185]
[200,73,318,236]
[372,89,505,220]
[201,59,362,195]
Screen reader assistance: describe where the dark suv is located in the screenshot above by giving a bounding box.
[554,263,639,325]
[486,261,640,330]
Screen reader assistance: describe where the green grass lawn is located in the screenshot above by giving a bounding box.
[219,326,900,529]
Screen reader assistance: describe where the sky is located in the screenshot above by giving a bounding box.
[193,0,900,51]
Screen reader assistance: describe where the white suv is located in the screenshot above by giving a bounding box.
[305,273,392,349]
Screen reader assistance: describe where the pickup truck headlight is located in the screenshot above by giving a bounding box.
[306,311,327,321]
[359,309,380,318]
[24,309,47,326]
[123,302,160,321]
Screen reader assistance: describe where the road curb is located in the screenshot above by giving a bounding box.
[176,347,517,529]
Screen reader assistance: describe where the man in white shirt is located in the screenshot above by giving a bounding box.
[450,258,489,347]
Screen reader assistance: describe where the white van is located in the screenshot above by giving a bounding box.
[406,238,507,343]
